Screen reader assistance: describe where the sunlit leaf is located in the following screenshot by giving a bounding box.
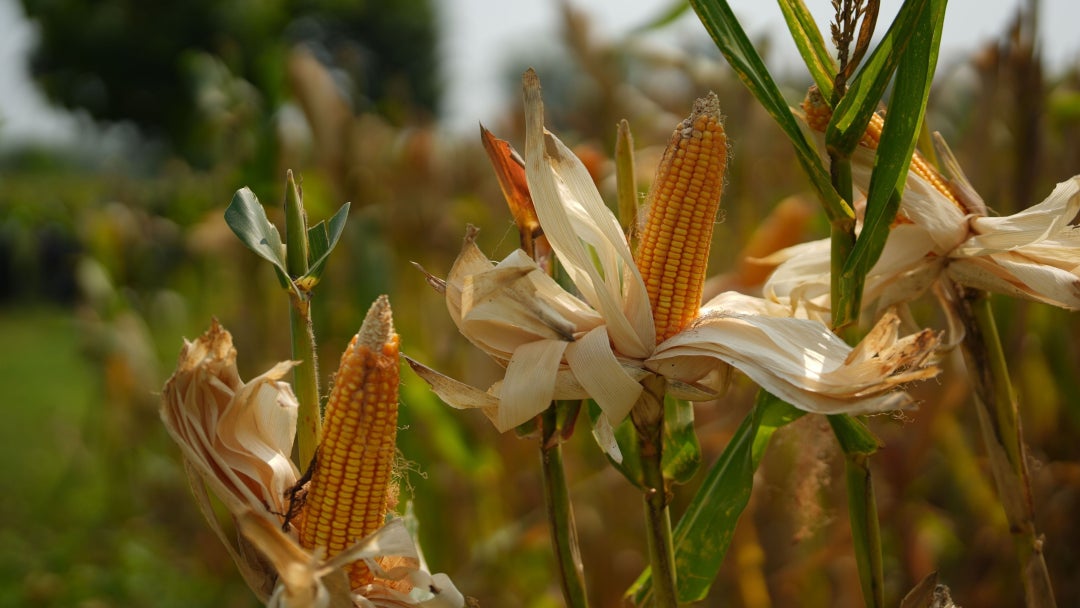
[778,0,836,99]
[628,391,804,603]
[304,202,351,284]
[588,400,643,488]
[224,187,291,288]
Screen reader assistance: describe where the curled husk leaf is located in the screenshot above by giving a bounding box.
[409,70,941,439]
[160,320,300,599]
[763,130,1080,323]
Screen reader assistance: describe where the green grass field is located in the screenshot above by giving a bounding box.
[0,306,257,607]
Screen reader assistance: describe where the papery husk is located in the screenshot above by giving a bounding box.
[160,320,302,599]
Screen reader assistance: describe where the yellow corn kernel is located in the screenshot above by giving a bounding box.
[801,87,962,212]
[635,93,728,343]
[299,295,400,588]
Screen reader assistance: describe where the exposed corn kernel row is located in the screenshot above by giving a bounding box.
[299,295,400,588]
[801,87,963,212]
[635,93,728,343]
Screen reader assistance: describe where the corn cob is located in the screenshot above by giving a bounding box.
[635,93,728,343]
[299,295,399,588]
[801,87,962,211]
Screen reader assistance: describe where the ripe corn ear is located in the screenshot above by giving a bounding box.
[801,87,962,211]
[635,93,728,343]
[299,295,399,588]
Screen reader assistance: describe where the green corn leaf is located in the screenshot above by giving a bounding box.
[304,202,351,286]
[224,187,291,289]
[628,391,804,603]
[690,0,850,222]
[838,0,946,313]
[777,0,836,99]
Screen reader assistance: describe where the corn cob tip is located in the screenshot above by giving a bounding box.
[689,91,721,126]
[358,295,395,353]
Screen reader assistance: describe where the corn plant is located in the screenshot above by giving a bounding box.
[154,1,1080,607]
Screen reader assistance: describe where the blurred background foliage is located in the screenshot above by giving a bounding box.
[19,0,440,167]
[1,1,1079,607]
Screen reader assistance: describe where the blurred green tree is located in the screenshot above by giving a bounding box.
[19,0,441,166]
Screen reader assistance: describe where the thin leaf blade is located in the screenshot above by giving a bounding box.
[777,0,836,99]
[304,201,351,283]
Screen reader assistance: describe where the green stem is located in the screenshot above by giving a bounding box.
[829,153,858,333]
[954,287,1056,607]
[282,169,321,467]
[540,404,590,608]
[829,215,857,333]
[828,136,883,608]
[642,462,677,608]
[844,452,884,608]
[828,413,885,608]
[290,292,321,467]
[633,375,678,607]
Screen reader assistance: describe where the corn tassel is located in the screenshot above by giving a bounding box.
[635,92,728,343]
[299,295,400,588]
[801,88,962,211]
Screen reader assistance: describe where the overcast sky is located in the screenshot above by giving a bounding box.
[2,0,1078,144]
